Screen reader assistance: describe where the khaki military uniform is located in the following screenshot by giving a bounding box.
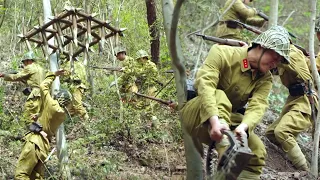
[118,56,136,95]
[4,63,45,125]
[134,60,158,95]
[131,59,158,109]
[181,45,272,177]
[61,61,89,120]
[15,73,66,179]
[266,45,317,170]
[215,0,265,41]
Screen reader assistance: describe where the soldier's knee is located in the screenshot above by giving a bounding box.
[273,126,287,142]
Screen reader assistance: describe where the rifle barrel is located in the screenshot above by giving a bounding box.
[89,66,121,71]
[134,92,170,105]
[195,33,242,47]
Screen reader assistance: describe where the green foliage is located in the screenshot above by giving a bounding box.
[268,77,288,114]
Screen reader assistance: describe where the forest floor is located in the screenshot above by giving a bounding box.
[1,107,319,180]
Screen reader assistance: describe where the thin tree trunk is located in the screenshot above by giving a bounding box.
[162,0,202,179]
[84,0,95,97]
[268,0,278,27]
[309,0,320,176]
[146,0,160,65]
[0,0,7,29]
[43,0,71,179]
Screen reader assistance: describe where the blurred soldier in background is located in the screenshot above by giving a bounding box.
[215,0,266,42]
[0,51,45,126]
[115,46,137,96]
[134,50,158,97]
[60,60,89,120]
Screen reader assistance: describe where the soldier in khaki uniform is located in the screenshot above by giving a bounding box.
[134,50,158,97]
[115,46,137,95]
[265,28,318,171]
[0,51,45,125]
[180,26,291,180]
[114,46,134,65]
[14,70,72,179]
[215,0,266,41]
[60,60,89,120]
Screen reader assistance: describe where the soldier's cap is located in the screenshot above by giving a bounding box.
[114,46,127,56]
[251,25,291,64]
[136,49,149,60]
[54,89,72,106]
[21,51,36,62]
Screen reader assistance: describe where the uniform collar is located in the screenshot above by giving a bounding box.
[240,58,251,72]
[238,49,262,80]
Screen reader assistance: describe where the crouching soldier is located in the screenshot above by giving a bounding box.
[14,70,72,179]
[266,27,318,171]
[180,26,291,180]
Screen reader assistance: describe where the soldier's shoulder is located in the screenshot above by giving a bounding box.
[147,60,156,66]
[210,44,241,54]
[126,56,135,60]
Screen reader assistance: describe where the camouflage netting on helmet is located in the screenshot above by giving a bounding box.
[135,49,149,59]
[252,25,291,64]
[21,51,36,62]
[54,89,72,106]
[315,17,320,32]
[114,46,127,55]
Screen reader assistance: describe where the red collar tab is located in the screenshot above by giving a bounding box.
[243,59,248,68]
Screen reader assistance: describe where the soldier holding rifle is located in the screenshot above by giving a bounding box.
[215,0,267,42]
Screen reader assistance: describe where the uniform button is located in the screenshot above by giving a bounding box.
[234,86,239,91]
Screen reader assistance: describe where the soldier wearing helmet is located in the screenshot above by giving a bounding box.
[0,51,45,126]
[114,46,137,95]
[180,26,290,179]
[265,26,318,171]
[60,60,89,121]
[215,0,266,41]
[114,46,127,61]
[15,70,72,179]
[133,50,158,97]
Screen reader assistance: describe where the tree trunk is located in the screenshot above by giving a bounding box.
[146,0,160,65]
[309,0,320,176]
[162,0,203,179]
[268,0,278,27]
[42,0,71,179]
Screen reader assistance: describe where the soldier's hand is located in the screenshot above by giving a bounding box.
[55,69,66,76]
[208,116,229,142]
[31,113,39,121]
[129,85,138,93]
[234,123,248,139]
[239,41,248,47]
[168,102,177,111]
[0,73,4,77]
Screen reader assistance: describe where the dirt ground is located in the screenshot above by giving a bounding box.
[1,109,319,179]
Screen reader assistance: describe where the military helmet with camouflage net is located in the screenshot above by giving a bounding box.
[21,51,36,62]
[315,17,320,32]
[252,25,290,64]
[114,46,126,56]
[136,49,149,60]
[54,89,72,107]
